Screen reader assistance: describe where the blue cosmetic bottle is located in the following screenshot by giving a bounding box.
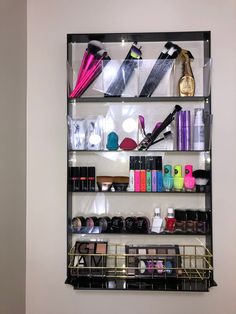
[151,157,157,192]
[163,164,174,191]
[156,156,163,192]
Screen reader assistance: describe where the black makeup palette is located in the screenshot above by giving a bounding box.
[125,245,181,278]
[71,241,108,277]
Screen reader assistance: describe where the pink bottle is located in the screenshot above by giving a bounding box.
[184,165,196,191]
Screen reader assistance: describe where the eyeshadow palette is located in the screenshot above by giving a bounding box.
[125,245,182,278]
[71,241,108,277]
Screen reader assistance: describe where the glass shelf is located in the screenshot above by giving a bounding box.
[68,149,210,153]
[68,96,208,103]
[69,229,210,236]
[69,190,207,194]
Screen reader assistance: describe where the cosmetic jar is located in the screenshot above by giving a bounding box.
[98,216,111,233]
[96,176,113,191]
[186,210,198,232]
[112,176,129,192]
[174,210,187,232]
[86,216,98,228]
[71,216,85,230]
[110,216,125,233]
[125,217,138,233]
[137,216,150,233]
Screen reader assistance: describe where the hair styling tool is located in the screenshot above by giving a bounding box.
[138,105,182,150]
[105,42,142,97]
[139,42,181,97]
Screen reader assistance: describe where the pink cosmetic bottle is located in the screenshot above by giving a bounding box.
[184,165,196,191]
[134,156,141,192]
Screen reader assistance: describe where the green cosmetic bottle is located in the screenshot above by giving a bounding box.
[173,165,184,191]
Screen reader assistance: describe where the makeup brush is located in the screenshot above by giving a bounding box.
[69,40,107,98]
[106,42,142,96]
[73,51,109,97]
[139,42,181,97]
[138,105,182,150]
[192,169,210,192]
[75,41,104,85]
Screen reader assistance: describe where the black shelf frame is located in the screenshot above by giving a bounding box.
[66,31,216,291]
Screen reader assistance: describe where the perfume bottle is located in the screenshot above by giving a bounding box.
[151,208,163,233]
[178,49,195,97]
[193,108,205,150]
[173,165,184,191]
[184,165,196,191]
[165,208,176,233]
[163,164,174,191]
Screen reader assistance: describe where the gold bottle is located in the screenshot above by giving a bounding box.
[178,50,195,96]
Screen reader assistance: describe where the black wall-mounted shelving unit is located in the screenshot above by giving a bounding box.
[65,31,216,292]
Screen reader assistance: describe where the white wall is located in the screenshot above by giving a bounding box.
[0,1,26,313]
[27,1,236,313]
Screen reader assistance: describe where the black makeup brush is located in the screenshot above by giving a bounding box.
[87,40,104,54]
[138,105,182,150]
[192,169,211,192]
[139,42,181,97]
[106,42,142,97]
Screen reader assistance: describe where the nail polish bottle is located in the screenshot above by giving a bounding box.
[186,210,198,233]
[69,167,80,191]
[197,210,209,233]
[151,208,163,233]
[134,157,141,192]
[156,156,163,192]
[140,156,146,192]
[145,157,152,192]
[173,165,184,191]
[129,156,135,192]
[88,167,96,192]
[184,165,196,191]
[163,164,174,191]
[151,157,157,192]
[174,210,187,232]
[79,167,88,191]
[165,208,176,233]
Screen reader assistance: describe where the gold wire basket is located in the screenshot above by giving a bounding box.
[68,242,213,281]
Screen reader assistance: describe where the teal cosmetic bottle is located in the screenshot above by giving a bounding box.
[163,165,174,191]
